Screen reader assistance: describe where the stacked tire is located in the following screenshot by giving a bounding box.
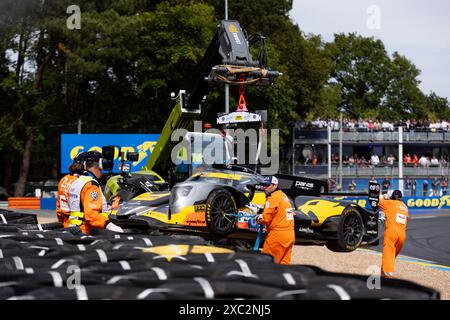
[0,210,440,300]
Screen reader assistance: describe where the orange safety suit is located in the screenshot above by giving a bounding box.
[56,174,79,227]
[68,175,110,235]
[379,197,409,276]
[261,189,295,264]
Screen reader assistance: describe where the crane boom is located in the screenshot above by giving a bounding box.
[143,20,281,176]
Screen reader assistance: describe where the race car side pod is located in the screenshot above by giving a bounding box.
[253,224,264,252]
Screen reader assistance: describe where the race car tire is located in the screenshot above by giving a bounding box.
[205,189,238,237]
[325,206,364,252]
[41,222,64,230]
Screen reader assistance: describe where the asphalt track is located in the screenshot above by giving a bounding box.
[12,209,450,269]
[373,210,450,268]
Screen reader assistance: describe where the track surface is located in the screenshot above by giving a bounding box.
[374,211,450,267]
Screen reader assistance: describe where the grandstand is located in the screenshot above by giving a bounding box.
[291,119,450,194]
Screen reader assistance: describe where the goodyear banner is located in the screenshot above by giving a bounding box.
[338,196,450,211]
[61,134,160,173]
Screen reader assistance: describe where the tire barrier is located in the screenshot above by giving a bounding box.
[0,211,440,300]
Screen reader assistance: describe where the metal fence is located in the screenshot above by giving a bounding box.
[328,131,450,142]
[294,164,450,178]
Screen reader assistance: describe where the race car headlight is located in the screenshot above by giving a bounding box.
[171,186,193,204]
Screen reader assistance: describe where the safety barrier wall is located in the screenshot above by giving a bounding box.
[40,198,57,210]
[7,197,41,209]
[6,197,56,210]
[340,196,450,212]
[335,178,449,195]
[6,195,448,213]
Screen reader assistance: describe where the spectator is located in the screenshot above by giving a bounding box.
[412,154,419,167]
[387,154,396,166]
[343,155,349,165]
[422,179,429,197]
[419,156,430,168]
[382,176,390,194]
[440,156,448,168]
[328,178,336,192]
[348,154,355,166]
[405,177,412,196]
[370,153,380,166]
[381,121,394,131]
[304,154,312,165]
[432,177,440,196]
[348,180,356,192]
[412,179,417,197]
[404,153,412,166]
[359,156,369,168]
[430,156,440,167]
[441,177,448,196]
[331,153,339,164]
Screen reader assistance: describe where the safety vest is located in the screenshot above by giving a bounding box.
[57,174,79,214]
[68,175,109,227]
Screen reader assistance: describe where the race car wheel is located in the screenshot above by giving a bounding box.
[326,206,364,252]
[205,189,238,237]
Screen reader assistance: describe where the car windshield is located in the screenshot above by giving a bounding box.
[187,170,264,191]
[189,133,231,165]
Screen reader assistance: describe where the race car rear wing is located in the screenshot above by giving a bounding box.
[368,182,381,213]
[321,182,381,213]
[274,174,328,198]
[274,174,381,212]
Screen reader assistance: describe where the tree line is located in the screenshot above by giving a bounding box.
[0,0,448,196]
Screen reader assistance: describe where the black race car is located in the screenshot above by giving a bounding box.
[110,165,380,252]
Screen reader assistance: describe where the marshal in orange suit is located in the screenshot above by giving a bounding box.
[256,176,295,264]
[56,173,79,227]
[379,189,409,277]
[56,154,86,227]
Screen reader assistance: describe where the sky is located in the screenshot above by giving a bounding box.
[289,0,450,101]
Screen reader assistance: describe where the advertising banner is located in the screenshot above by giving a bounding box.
[337,196,450,211]
[61,134,160,173]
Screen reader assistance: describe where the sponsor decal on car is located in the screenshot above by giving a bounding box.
[298,227,314,234]
[185,219,206,225]
[367,215,377,227]
[194,204,206,212]
[295,181,315,190]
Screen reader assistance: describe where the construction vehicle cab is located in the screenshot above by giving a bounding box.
[173,131,234,182]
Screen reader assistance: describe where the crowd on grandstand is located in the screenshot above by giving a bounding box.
[328,153,450,168]
[328,176,450,196]
[302,152,450,168]
[297,118,450,132]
